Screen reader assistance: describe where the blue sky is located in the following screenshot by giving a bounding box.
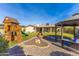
[0,3,79,25]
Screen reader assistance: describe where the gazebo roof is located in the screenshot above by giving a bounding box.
[56,13,79,26]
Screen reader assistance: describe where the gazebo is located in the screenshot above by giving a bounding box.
[55,13,79,49]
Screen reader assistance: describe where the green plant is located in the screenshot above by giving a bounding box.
[8,41,17,48]
[22,32,37,41]
[0,37,8,53]
[21,31,28,36]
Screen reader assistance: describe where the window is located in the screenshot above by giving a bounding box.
[8,25,10,31]
[12,31,17,36]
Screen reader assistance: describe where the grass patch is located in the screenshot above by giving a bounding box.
[43,32,74,39]
[22,32,37,41]
[8,41,17,48]
[0,37,8,53]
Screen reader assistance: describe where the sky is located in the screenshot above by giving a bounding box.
[0,3,79,25]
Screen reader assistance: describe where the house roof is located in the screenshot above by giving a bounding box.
[22,24,55,28]
[56,13,79,26]
[25,25,36,27]
[21,25,36,28]
[35,24,55,28]
[36,25,55,28]
[3,16,19,24]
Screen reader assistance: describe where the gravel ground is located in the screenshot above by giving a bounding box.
[24,37,48,47]
[22,37,79,56]
[8,37,79,56]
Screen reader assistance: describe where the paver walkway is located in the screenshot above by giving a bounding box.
[9,37,79,56]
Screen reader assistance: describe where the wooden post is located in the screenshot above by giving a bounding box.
[42,27,44,33]
[50,27,52,32]
[61,24,64,47]
[73,26,76,39]
[73,26,78,49]
[61,25,63,40]
[55,25,57,42]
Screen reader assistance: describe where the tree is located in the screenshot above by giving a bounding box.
[46,23,49,25]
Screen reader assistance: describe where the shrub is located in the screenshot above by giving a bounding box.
[0,37,8,53]
[21,31,28,36]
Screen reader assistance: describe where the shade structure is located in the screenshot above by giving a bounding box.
[56,13,79,26]
[55,13,79,47]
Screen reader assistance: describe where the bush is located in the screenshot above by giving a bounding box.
[22,32,37,41]
[21,31,28,36]
[0,37,8,53]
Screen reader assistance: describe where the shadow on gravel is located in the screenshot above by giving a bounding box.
[50,51,71,56]
[43,35,71,43]
[52,43,79,55]
[27,55,32,56]
[8,45,26,56]
[44,35,79,55]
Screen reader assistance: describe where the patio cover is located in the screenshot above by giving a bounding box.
[55,13,79,42]
[56,13,79,26]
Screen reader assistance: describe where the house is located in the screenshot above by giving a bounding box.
[3,16,22,43]
[22,24,55,33]
[35,24,55,33]
[22,25,36,33]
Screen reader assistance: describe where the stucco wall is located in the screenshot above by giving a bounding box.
[24,26,35,33]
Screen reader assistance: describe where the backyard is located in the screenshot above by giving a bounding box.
[0,30,75,55]
[8,31,74,48]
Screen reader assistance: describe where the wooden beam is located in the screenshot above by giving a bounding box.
[73,26,76,40]
[55,25,57,42]
[61,24,64,47]
[50,27,52,32]
[61,25,63,41]
[42,27,44,33]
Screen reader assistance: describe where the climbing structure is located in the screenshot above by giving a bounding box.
[3,16,22,43]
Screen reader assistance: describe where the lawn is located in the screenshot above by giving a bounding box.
[43,32,74,39]
[22,32,37,41]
